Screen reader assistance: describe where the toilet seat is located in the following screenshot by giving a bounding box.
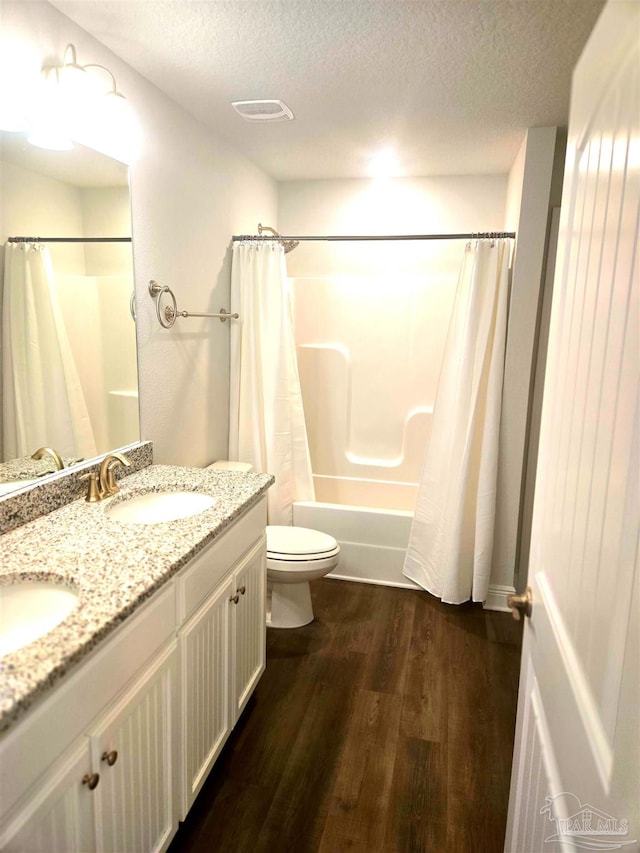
[266,526,339,562]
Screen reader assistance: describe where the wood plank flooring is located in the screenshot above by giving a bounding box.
[168,578,523,853]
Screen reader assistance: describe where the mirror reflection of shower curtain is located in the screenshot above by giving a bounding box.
[403,239,511,604]
[229,240,315,525]
[2,242,97,461]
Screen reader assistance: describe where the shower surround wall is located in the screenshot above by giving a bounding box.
[279,175,508,586]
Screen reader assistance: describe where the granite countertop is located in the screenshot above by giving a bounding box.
[0,464,273,734]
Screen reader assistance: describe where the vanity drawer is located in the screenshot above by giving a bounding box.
[177,497,267,622]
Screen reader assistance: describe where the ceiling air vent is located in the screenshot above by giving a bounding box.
[231,100,294,122]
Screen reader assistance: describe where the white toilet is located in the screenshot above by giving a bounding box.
[207,462,340,629]
[266,525,340,628]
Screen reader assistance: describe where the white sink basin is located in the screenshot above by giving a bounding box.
[106,491,217,524]
[0,582,80,657]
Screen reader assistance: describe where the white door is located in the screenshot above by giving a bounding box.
[505,2,639,851]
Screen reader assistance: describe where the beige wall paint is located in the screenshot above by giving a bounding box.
[1,0,277,466]
[1,160,86,274]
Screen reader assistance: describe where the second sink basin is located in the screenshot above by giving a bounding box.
[106,491,217,524]
[0,582,80,657]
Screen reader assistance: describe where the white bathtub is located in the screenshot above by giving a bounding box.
[292,500,419,589]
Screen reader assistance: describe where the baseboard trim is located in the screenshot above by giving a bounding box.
[483,584,516,612]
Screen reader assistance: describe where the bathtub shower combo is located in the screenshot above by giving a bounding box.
[230,227,514,614]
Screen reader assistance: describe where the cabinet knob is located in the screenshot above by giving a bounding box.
[82,772,100,790]
[230,594,240,604]
[101,750,118,766]
[238,585,246,596]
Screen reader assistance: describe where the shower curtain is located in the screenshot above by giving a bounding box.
[2,242,97,461]
[228,239,315,524]
[403,238,511,604]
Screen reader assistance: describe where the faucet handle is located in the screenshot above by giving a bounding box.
[98,452,132,497]
[103,462,121,496]
[80,472,102,503]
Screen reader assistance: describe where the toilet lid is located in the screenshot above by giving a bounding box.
[266,525,339,559]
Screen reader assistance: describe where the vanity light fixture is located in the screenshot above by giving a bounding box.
[25,44,131,154]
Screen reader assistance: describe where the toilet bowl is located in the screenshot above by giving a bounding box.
[266,526,340,628]
[207,461,340,628]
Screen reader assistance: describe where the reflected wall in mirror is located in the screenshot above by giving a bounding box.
[0,131,140,495]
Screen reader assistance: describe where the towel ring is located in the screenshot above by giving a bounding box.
[148,280,239,329]
[149,281,178,329]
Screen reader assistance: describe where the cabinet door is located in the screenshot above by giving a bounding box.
[231,537,267,721]
[1,739,96,852]
[90,641,177,853]
[179,574,234,817]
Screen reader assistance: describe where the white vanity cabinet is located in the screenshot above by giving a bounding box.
[0,496,268,853]
[0,586,178,853]
[178,501,266,816]
[89,641,177,853]
[231,538,267,721]
[2,738,96,852]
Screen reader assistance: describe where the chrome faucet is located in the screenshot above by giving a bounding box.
[98,452,132,498]
[31,447,65,471]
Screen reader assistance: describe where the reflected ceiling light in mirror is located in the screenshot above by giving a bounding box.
[0,43,38,132]
[368,148,402,179]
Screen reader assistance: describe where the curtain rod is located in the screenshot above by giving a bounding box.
[8,236,132,243]
[232,231,516,243]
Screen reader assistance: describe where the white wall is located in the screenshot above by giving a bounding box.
[0,160,86,273]
[81,187,131,276]
[493,127,564,593]
[1,0,277,466]
[280,176,508,277]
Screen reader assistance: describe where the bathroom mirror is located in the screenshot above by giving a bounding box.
[0,130,140,495]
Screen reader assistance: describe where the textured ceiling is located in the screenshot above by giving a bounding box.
[50,0,605,180]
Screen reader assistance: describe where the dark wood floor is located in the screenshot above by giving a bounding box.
[169,578,523,853]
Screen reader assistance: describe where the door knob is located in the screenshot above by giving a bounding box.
[230,594,240,604]
[507,587,532,621]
